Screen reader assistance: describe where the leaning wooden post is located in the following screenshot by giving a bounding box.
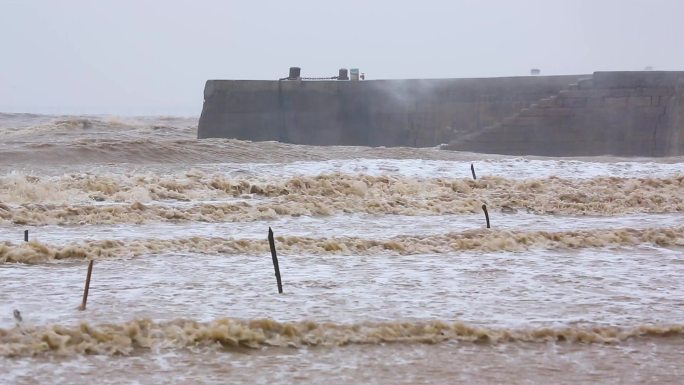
[24,230,28,242]
[268,227,283,294]
[470,163,477,180]
[482,204,490,229]
[79,260,94,310]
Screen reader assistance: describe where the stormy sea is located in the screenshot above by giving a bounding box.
[1,112,684,384]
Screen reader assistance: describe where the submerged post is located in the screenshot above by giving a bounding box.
[79,260,94,310]
[24,230,28,242]
[471,164,477,180]
[268,227,283,294]
[482,204,490,228]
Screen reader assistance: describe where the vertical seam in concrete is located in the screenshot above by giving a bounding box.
[653,102,668,156]
[278,81,287,143]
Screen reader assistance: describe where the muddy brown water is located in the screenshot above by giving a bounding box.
[1,113,683,384]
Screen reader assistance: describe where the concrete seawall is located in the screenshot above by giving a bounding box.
[198,75,584,147]
[447,71,684,156]
[198,71,684,156]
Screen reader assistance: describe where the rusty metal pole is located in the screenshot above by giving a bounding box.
[471,164,477,180]
[482,204,490,228]
[79,260,94,310]
[268,227,283,294]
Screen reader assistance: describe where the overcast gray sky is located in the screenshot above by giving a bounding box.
[1,0,683,115]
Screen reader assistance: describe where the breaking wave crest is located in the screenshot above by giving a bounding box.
[3,172,683,205]
[1,174,683,225]
[1,115,197,136]
[2,318,682,357]
[2,227,683,264]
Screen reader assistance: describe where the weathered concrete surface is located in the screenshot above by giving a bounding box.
[198,71,684,156]
[665,78,684,156]
[446,71,684,156]
[198,75,584,147]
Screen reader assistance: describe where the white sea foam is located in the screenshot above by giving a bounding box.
[4,212,683,244]
[216,158,684,180]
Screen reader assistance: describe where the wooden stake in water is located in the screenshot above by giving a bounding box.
[471,163,477,180]
[268,227,283,294]
[79,260,94,310]
[24,230,28,242]
[482,204,490,228]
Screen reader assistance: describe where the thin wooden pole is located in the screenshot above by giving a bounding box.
[79,260,94,310]
[482,204,490,228]
[268,227,283,294]
[24,230,28,242]
[470,163,477,180]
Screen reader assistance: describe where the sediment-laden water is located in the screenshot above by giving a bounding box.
[1,113,683,384]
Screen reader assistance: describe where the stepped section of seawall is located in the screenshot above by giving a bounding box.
[446,71,684,156]
[198,76,584,147]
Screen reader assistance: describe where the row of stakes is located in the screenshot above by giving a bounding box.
[20,228,279,309]
[18,164,489,307]
[472,164,491,229]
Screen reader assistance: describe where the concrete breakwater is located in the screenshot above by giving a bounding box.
[198,71,684,156]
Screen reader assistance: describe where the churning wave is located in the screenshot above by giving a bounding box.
[2,226,683,264]
[2,317,683,357]
[1,174,683,226]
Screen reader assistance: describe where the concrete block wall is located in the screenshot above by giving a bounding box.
[199,71,684,156]
[665,79,684,155]
[446,71,684,156]
[198,75,584,147]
